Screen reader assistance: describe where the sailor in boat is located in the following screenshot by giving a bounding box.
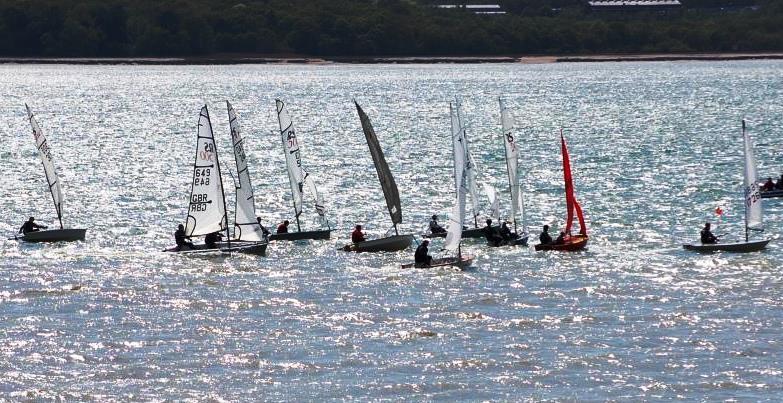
[762,177,775,192]
[277,220,290,234]
[700,222,718,244]
[19,216,47,235]
[256,217,271,238]
[499,221,514,241]
[414,240,433,267]
[776,175,783,190]
[204,231,223,249]
[429,215,446,235]
[553,231,566,245]
[483,219,503,247]
[539,225,553,245]
[174,224,194,251]
[351,225,366,243]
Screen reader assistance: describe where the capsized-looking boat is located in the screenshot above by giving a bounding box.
[342,102,413,252]
[270,99,330,241]
[14,105,86,243]
[683,120,770,253]
[535,130,588,251]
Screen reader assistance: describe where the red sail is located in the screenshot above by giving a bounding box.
[561,131,587,236]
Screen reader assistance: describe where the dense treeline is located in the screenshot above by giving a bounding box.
[0,0,781,57]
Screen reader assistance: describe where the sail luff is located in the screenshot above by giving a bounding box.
[742,119,763,232]
[354,101,403,226]
[227,101,265,242]
[26,104,65,229]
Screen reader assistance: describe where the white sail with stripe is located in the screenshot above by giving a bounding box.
[185,105,228,237]
[445,102,468,251]
[25,104,65,229]
[742,120,763,231]
[500,98,526,233]
[227,101,265,241]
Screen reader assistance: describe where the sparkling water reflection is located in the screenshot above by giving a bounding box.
[1,61,782,400]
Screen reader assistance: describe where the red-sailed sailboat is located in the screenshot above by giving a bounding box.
[535,130,588,251]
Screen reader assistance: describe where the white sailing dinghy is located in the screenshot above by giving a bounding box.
[165,105,266,255]
[15,105,86,242]
[270,99,330,241]
[497,98,529,246]
[425,98,499,239]
[684,120,770,253]
[225,101,269,254]
[343,102,414,253]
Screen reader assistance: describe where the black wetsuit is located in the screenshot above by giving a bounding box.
[204,232,222,248]
[175,228,194,249]
[539,231,553,245]
[415,243,432,266]
[484,225,503,247]
[19,221,44,234]
[701,228,718,244]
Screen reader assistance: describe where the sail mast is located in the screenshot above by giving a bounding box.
[211,106,231,249]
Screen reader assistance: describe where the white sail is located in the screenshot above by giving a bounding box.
[482,183,500,221]
[500,98,520,227]
[445,102,467,251]
[25,104,64,228]
[277,99,326,223]
[185,105,228,237]
[742,120,763,230]
[454,99,482,224]
[227,101,265,241]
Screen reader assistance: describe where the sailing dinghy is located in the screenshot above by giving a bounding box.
[535,130,588,251]
[425,98,500,239]
[15,105,86,243]
[270,99,330,241]
[165,105,266,255]
[683,120,770,253]
[342,102,414,252]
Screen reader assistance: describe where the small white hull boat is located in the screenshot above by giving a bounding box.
[18,229,86,243]
[682,239,769,253]
[342,234,414,253]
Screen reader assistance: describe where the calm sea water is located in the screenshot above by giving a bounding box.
[1,61,783,400]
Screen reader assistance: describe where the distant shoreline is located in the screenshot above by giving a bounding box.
[2,53,783,65]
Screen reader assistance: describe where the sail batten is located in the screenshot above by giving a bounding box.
[355,102,403,226]
[185,105,228,237]
[26,104,64,229]
[228,101,265,241]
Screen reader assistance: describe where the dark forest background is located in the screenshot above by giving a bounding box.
[0,0,780,57]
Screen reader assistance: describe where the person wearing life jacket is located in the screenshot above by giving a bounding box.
[19,216,47,235]
[351,225,366,243]
[429,215,446,234]
[553,231,566,245]
[204,231,223,249]
[763,177,775,191]
[700,222,718,244]
[539,225,553,245]
[414,240,433,267]
[483,219,503,247]
[277,220,290,233]
[776,174,783,190]
[174,224,194,251]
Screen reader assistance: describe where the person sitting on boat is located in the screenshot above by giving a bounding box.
[553,231,566,245]
[415,240,433,267]
[483,219,503,247]
[19,216,47,235]
[277,220,290,234]
[429,215,446,234]
[763,177,775,191]
[776,175,783,190]
[174,224,194,251]
[351,225,366,243]
[256,217,271,237]
[500,221,514,241]
[204,231,223,249]
[539,225,553,245]
[700,222,718,244]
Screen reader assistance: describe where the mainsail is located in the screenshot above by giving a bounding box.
[185,105,228,237]
[276,99,326,227]
[25,104,64,229]
[355,102,402,227]
[445,102,468,251]
[227,101,265,241]
[742,120,763,233]
[453,99,482,222]
[561,131,587,236]
[500,98,524,232]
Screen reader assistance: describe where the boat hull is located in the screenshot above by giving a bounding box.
[269,229,331,241]
[424,226,497,239]
[489,234,529,247]
[342,234,414,253]
[761,189,783,199]
[164,241,267,256]
[683,239,769,253]
[534,235,588,251]
[402,255,474,270]
[19,229,86,243]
